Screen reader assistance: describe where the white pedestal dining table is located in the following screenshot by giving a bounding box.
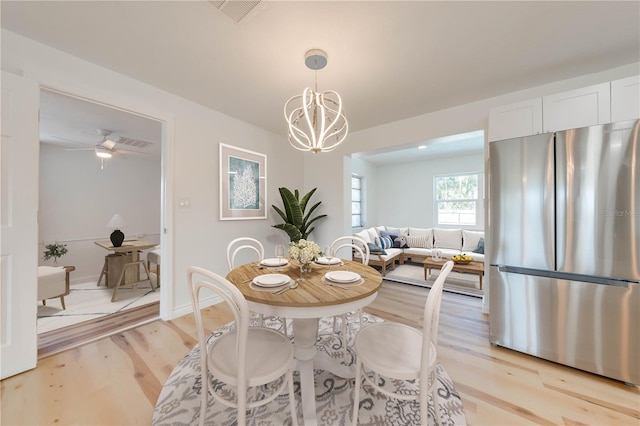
[226,259,382,426]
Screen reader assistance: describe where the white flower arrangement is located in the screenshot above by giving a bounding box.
[288,239,321,264]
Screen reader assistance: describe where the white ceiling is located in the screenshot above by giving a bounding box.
[39,90,163,158]
[355,130,484,165]
[3,1,639,161]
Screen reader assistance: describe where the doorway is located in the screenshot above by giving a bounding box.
[37,89,163,347]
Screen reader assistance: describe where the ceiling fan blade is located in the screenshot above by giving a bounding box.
[114,148,149,156]
[65,147,94,151]
[112,151,127,159]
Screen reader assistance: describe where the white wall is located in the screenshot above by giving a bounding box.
[38,144,161,282]
[4,28,639,318]
[375,153,484,229]
[306,60,639,242]
[2,29,303,318]
[302,61,639,312]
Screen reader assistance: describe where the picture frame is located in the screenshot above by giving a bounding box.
[219,143,267,220]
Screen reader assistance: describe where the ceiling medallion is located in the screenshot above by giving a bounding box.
[284,49,348,153]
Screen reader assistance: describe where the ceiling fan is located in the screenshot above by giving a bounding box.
[65,129,150,160]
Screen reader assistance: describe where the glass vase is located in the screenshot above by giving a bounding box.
[299,262,313,275]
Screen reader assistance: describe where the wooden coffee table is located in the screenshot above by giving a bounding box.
[423,258,484,289]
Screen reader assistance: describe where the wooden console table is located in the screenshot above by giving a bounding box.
[95,239,157,295]
[423,258,484,289]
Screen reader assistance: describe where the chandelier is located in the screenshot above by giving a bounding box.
[284,49,348,153]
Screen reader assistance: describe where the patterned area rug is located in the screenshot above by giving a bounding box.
[153,314,466,425]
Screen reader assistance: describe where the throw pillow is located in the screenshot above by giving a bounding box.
[380,230,399,240]
[365,228,380,246]
[380,230,399,249]
[409,227,433,248]
[354,230,371,244]
[393,235,409,248]
[366,242,387,255]
[473,237,485,254]
[434,228,462,250]
[386,226,409,237]
[462,230,484,251]
[379,235,394,250]
[406,235,430,248]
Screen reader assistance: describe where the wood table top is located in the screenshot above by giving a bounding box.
[94,239,158,252]
[226,259,382,308]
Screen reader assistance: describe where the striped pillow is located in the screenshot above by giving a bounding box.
[379,235,393,250]
[406,234,431,248]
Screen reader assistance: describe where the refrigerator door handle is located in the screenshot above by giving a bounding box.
[494,265,636,288]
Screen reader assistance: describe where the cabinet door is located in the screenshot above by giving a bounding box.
[611,75,640,122]
[543,82,610,132]
[488,98,542,142]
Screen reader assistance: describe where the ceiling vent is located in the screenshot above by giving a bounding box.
[116,137,153,149]
[209,0,262,24]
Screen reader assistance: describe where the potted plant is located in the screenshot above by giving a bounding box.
[272,187,326,242]
[43,242,68,265]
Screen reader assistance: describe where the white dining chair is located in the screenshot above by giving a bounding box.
[352,260,454,426]
[226,237,288,335]
[329,235,370,358]
[226,237,265,271]
[187,266,298,426]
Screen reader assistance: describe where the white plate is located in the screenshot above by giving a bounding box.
[252,274,290,287]
[260,258,289,267]
[325,271,360,283]
[315,257,342,265]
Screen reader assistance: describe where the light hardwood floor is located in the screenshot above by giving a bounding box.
[2,281,638,425]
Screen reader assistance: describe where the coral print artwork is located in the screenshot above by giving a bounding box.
[219,143,267,220]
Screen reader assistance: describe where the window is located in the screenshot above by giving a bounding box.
[434,173,483,226]
[351,175,363,228]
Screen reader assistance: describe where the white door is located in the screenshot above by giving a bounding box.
[1,71,40,379]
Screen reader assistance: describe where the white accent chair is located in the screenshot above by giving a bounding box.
[187,266,298,426]
[37,266,67,309]
[352,260,454,426]
[329,235,370,358]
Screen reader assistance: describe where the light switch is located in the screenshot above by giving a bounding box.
[178,198,191,208]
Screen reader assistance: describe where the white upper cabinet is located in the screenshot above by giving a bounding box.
[488,98,542,142]
[611,75,640,122]
[542,82,610,132]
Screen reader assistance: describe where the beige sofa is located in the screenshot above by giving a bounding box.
[353,226,485,276]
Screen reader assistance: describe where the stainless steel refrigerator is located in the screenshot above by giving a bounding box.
[489,119,639,385]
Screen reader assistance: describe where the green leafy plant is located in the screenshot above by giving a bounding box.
[43,243,68,264]
[272,187,327,242]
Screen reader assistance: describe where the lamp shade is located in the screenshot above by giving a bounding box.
[107,214,125,229]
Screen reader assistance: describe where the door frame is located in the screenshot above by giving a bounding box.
[35,82,174,321]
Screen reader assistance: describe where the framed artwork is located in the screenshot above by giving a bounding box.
[219,143,267,220]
